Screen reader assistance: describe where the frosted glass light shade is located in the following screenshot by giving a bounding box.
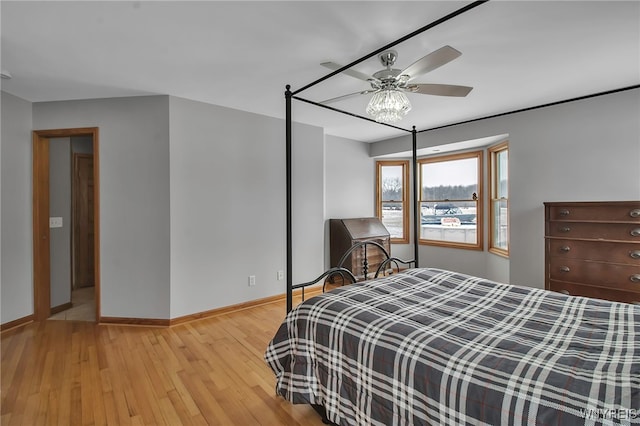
[366,89,412,123]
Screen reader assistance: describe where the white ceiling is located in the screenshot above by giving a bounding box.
[1,1,639,142]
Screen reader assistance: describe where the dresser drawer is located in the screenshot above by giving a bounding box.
[548,257,640,291]
[544,201,640,304]
[546,221,640,241]
[548,280,640,304]
[548,203,640,222]
[547,239,640,264]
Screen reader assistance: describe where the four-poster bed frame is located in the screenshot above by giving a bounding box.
[269,2,639,424]
[284,0,489,312]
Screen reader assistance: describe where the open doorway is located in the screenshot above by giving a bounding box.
[32,128,100,322]
[48,138,95,320]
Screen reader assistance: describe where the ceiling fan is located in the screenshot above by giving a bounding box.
[320,45,473,123]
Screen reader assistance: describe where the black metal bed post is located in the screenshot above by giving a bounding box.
[412,127,419,267]
[285,85,293,312]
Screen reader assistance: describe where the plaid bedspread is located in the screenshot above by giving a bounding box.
[265,268,640,425]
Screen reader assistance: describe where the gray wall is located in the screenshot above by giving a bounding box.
[33,96,172,319]
[168,96,325,318]
[49,137,72,308]
[291,117,326,284]
[1,92,33,323]
[324,135,374,219]
[1,92,327,323]
[3,88,636,324]
[324,135,376,267]
[370,88,640,288]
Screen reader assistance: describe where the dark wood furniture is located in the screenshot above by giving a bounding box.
[544,201,640,304]
[330,218,391,281]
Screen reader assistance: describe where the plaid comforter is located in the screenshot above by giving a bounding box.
[265,268,640,425]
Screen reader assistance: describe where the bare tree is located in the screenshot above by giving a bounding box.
[382,177,402,200]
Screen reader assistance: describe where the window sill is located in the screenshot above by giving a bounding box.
[489,247,509,258]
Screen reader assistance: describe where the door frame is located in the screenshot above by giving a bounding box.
[33,127,100,321]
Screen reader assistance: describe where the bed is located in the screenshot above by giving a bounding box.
[266,267,640,425]
[276,2,639,424]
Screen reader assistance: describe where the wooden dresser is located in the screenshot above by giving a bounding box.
[330,218,391,281]
[544,201,640,304]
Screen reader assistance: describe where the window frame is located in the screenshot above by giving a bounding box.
[488,141,509,257]
[418,150,483,250]
[376,160,410,244]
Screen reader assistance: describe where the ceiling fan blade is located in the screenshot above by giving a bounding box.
[400,46,462,81]
[405,83,473,97]
[321,61,375,82]
[320,90,376,104]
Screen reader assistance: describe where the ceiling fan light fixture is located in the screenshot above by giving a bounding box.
[366,89,412,123]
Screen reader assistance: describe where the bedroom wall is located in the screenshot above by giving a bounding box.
[291,119,326,285]
[1,92,327,324]
[1,91,34,324]
[32,96,172,319]
[324,135,375,268]
[168,96,325,318]
[370,88,640,288]
[3,88,636,323]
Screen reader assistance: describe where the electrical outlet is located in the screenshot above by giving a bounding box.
[248,275,256,286]
[277,270,284,281]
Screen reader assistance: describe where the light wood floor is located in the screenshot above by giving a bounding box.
[1,294,326,425]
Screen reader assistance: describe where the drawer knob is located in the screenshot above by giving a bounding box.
[559,209,570,216]
[560,227,571,233]
[560,266,570,273]
[631,228,640,237]
[560,246,571,253]
[559,290,570,295]
[630,250,640,259]
[630,209,640,218]
[630,274,640,283]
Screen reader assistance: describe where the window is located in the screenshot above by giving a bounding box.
[376,160,409,243]
[418,151,482,250]
[489,142,509,256]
